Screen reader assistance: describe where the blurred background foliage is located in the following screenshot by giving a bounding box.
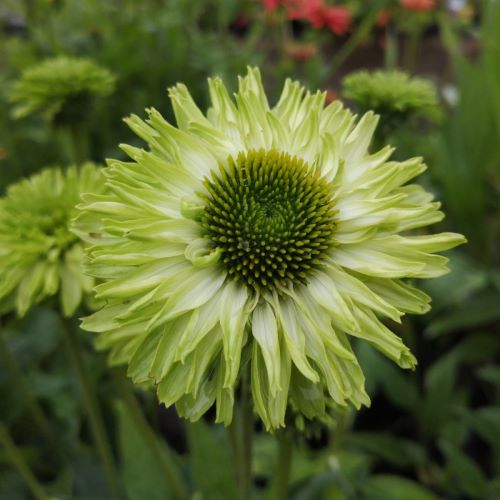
[0,0,499,499]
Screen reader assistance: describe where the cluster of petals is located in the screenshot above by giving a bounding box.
[75,68,465,431]
[260,0,351,35]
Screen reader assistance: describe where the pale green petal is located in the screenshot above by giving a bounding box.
[177,377,216,422]
[184,238,222,268]
[306,271,358,332]
[60,262,83,317]
[252,301,281,396]
[159,267,226,321]
[363,278,431,314]
[289,369,325,420]
[149,315,193,382]
[273,296,319,383]
[325,263,402,322]
[16,261,46,316]
[350,307,417,369]
[219,281,252,388]
[215,359,235,425]
[168,83,211,130]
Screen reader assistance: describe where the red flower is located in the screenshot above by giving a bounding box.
[260,0,283,12]
[400,0,436,12]
[325,87,338,104]
[322,6,351,35]
[286,0,324,26]
[285,1,351,34]
[376,9,391,27]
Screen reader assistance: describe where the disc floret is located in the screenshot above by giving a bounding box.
[200,149,337,292]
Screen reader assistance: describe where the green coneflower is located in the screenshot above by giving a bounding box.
[342,70,440,138]
[75,68,465,431]
[10,56,115,125]
[0,164,104,317]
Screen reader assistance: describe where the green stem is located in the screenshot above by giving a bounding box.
[68,123,87,165]
[403,26,421,73]
[0,423,50,500]
[385,25,399,70]
[61,320,122,500]
[0,333,55,447]
[228,376,253,500]
[330,0,386,74]
[111,369,188,500]
[273,433,293,500]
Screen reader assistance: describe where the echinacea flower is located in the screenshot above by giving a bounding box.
[10,56,115,125]
[0,164,104,317]
[342,70,440,138]
[76,68,465,430]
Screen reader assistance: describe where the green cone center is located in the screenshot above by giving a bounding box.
[200,149,337,292]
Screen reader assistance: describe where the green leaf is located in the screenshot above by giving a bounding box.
[8,307,61,366]
[420,352,459,435]
[348,433,426,468]
[462,406,500,451]
[186,419,236,500]
[426,291,500,338]
[116,401,172,500]
[477,365,500,386]
[439,440,488,499]
[361,475,439,500]
[421,252,488,312]
[454,333,500,364]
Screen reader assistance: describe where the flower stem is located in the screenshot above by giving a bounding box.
[111,368,188,500]
[330,0,386,74]
[273,432,293,500]
[0,423,50,500]
[68,123,87,165]
[0,332,55,447]
[61,320,122,500]
[228,376,253,500]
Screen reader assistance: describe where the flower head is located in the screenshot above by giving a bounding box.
[10,56,115,125]
[0,164,104,317]
[342,70,440,134]
[76,68,465,430]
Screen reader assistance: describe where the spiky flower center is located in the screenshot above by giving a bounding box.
[200,149,336,292]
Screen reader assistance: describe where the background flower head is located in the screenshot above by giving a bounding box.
[0,163,104,317]
[342,70,441,139]
[77,68,465,431]
[10,56,115,125]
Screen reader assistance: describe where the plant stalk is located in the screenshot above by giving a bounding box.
[0,423,50,500]
[111,368,188,500]
[273,433,293,500]
[61,320,122,500]
[0,333,55,447]
[228,376,253,500]
[330,0,386,74]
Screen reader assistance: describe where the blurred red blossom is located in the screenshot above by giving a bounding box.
[400,0,437,11]
[322,5,351,35]
[261,0,283,12]
[324,87,339,104]
[258,0,351,35]
[376,9,391,27]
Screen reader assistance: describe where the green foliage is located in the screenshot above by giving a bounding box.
[116,401,172,500]
[10,56,115,123]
